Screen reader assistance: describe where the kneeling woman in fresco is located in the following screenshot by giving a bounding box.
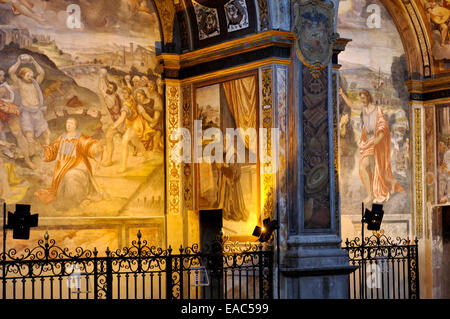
[34,118,103,209]
[339,88,405,204]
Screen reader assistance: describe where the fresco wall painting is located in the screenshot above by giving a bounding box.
[0,0,165,251]
[338,0,412,238]
[194,73,260,238]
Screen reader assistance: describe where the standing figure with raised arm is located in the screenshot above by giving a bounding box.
[112,87,152,173]
[339,88,404,204]
[98,69,125,167]
[9,54,51,156]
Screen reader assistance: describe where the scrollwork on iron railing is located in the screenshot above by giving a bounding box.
[1,231,95,262]
[344,233,416,260]
[344,231,420,300]
[110,230,168,259]
[345,231,413,248]
[222,240,261,254]
[1,230,274,300]
[202,233,262,254]
[107,231,169,275]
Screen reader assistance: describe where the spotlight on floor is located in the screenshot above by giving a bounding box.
[252,218,278,242]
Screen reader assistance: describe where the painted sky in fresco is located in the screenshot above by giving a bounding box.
[338,0,404,73]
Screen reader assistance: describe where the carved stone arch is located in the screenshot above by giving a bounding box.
[150,0,195,53]
[177,0,196,52]
[150,0,176,50]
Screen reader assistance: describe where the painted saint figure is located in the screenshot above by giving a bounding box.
[339,88,405,204]
[213,142,249,222]
[34,118,103,208]
[8,54,51,155]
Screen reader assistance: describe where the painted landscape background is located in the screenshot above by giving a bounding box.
[0,0,165,251]
[338,0,412,238]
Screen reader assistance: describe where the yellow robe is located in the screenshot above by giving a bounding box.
[123,97,153,151]
[35,133,100,205]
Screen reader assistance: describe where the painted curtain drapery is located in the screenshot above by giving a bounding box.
[222,76,258,153]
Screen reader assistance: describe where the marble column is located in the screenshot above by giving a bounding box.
[279,0,356,299]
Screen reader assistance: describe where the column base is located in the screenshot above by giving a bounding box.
[279,235,357,299]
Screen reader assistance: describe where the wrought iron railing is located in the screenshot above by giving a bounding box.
[343,232,419,299]
[0,231,273,300]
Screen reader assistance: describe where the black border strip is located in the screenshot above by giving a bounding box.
[410,89,450,101]
[167,45,291,80]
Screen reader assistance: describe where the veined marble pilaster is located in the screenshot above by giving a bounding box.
[275,65,289,249]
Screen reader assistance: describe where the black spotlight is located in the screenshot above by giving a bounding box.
[252,218,279,242]
[363,204,384,231]
[6,204,39,240]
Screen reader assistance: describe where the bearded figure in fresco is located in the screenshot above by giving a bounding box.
[98,70,125,167]
[9,54,51,166]
[34,118,103,209]
[340,88,405,204]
